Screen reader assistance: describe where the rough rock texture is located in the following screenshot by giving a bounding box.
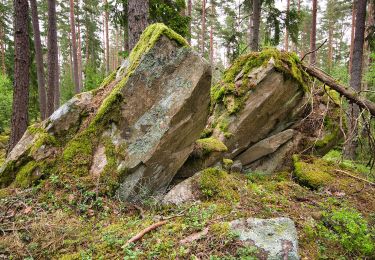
[0,24,212,201]
[230,218,299,260]
[162,172,202,204]
[176,50,341,178]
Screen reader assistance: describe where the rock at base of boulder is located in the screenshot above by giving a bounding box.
[230,217,299,260]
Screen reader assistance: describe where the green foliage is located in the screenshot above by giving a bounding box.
[0,74,13,133]
[317,208,374,257]
[83,62,105,91]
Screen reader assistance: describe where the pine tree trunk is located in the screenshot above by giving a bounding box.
[209,1,214,65]
[250,0,261,51]
[46,0,58,117]
[69,0,80,94]
[128,0,149,51]
[284,0,290,51]
[344,0,367,159]
[327,22,334,72]
[309,0,318,65]
[349,0,357,73]
[9,0,30,152]
[104,0,109,74]
[201,0,206,55]
[76,1,83,91]
[29,0,47,120]
[0,25,5,75]
[188,0,192,45]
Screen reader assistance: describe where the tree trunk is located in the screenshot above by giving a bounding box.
[104,0,109,74]
[349,0,356,73]
[250,0,261,51]
[128,0,149,51]
[284,0,290,51]
[29,0,47,120]
[201,0,206,55]
[76,0,83,91]
[0,25,5,75]
[69,0,80,94]
[209,1,214,65]
[309,0,318,65]
[188,0,192,45]
[46,0,58,117]
[327,22,334,72]
[9,0,30,152]
[344,0,367,159]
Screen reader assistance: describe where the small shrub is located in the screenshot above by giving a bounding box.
[318,208,374,257]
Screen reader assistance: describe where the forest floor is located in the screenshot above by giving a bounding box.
[0,145,374,259]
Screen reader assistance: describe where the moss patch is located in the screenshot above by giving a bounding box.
[196,137,228,154]
[293,155,334,189]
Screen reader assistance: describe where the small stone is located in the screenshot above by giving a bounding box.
[230,160,243,173]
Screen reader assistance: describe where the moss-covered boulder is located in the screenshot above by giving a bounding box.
[0,23,212,201]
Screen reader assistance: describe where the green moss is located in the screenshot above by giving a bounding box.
[210,222,232,238]
[222,158,233,169]
[293,155,333,189]
[0,160,18,188]
[198,167,240,201]
[196,137,228,154]
[13,161,39,188]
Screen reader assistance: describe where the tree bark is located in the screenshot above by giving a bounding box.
[344,0,367,159]
[349,0,356,73]
[327,22,334,72]
[309,0,318,65]
[209,1,214,65]
[0,25,5,75]
[250,0,261,51]
[46,0,59,117]
[127,0,149,51]
[201,0,206,55]
[188,0,192,45]
[104,0,109,74]
[29,0,47,120]
[76,0,83,91]
[302,64,375,117]
[9,0,30,152]
[284,0,290,51]
[69,0,80,94]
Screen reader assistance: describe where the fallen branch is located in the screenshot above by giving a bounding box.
[125,220,168,246]
[301,39,327,62]
[334,169,375,186]
[180,227,209,245]
[301,64,375,116]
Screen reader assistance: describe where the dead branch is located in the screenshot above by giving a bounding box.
[125,220,168,246]
[301,64,375,116]
[334,169,375,186]
[180,227,209,244]
[301,39,327,62]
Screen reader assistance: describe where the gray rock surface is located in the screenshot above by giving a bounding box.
[230,217,299,260]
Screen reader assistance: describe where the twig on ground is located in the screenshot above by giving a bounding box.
[125,220,168,246]
[334,169,375,186]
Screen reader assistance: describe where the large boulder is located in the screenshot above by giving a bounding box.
[0,24,212,201]
[176,50,341,178]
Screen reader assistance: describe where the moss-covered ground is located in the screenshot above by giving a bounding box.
[1,154,374,259]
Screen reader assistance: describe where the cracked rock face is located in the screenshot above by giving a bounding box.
[230,217,299,260]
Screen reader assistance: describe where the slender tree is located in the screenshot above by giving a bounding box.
[76,0,83,91]
[201,0,206,54]
[309,0,318,64]
[345,0,367,159]
[209,0,215,64]
[250,0,261,51]
[9,0,30,151]
[284,0,291,51]
[46,0,59,117]
[188,0,192,44]
[104,0,109,74]
[69,0,80,93]
[349,0,356,73]
[0,24,6,75]
[127,0,149,51]
[29,0,47,120]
